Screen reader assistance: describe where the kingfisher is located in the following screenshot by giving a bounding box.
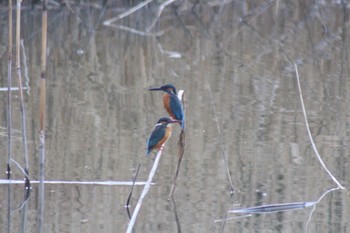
[146,117,180,156]
[148,84,184,129]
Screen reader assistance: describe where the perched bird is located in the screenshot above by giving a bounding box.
[146,117,180,156]
[148,84,184,128]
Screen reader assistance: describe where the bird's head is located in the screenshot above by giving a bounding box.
[149,84,177,95]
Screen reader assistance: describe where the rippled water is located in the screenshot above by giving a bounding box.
[0,1,349,232]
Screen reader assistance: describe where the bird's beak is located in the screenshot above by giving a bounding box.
[148,87,162,91]
[170,119,181,124]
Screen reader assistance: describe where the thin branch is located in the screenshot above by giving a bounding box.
[106,24,164,37]
[294,64,345,189]
[103,0,156,26]
[126,147,164,233]
[170,195,182,233]
[207,82,235,233]
[10,159,31,182]
[125,163,141,219]
[306,187,340,231]
[146,0,176,32]
[207,82,234,191]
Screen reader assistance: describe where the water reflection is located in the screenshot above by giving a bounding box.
[1,1,349,232]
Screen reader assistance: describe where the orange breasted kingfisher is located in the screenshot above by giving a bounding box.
[148,84,184,129]
[146,117,180,156]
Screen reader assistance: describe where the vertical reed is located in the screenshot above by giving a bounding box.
[7,2,13,233]
[15,0,30,186]
[7,0,13,180]
[38,0,48,232]
[15,1,30,232]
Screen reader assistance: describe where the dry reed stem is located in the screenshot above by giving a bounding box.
[126,148,164,233]
[169,90,185,199]
[7,1,13,233]
[7,0,13,180]
[15,0,30,181]
[13,0,30,233]
[20,40,30,94]
[38,1,48,233]
[294,64,344,190]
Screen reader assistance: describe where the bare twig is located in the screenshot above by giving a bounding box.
[146,0,176,32]
[207,82,234,191]
[306,187,340,231]
[125,163,141,219]
[11,187,30,217]
[240,0,275,23]
[170,195,182,233]
[207,82,235,233]
[294,64,344,189]
[10,159,31,181]
[103,0,155,26]
[106,24,164,37]
[126,148,164,233]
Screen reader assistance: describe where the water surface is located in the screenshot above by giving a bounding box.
[0,1,349,232]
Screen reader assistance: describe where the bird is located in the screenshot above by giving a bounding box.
[146,117,180,156]
[148,84,184,129]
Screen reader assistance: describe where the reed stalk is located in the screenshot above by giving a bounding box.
[169,90,185,198]
[38,1,48,232]
[13,1,31,232]
[7,0,13,180]
[7,1,13,233]
[15,0,30,185]
[126,148,164,233]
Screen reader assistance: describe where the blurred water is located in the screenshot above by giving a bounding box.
[0,1,349,232]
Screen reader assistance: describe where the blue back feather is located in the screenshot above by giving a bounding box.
[169,95,184,128]
[146,124,166,155]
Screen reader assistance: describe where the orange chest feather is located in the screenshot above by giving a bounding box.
[163,94,175,118]
[155,125,172,149]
